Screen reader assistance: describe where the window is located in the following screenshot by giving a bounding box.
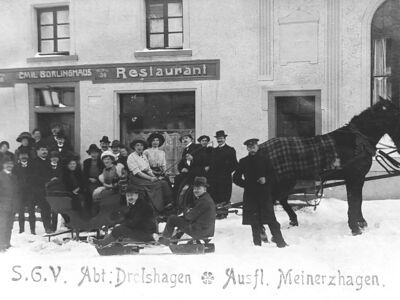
[37,6,70,55]
[34,87,75,108]
[146,0,183,49]
[371,0,400,106]
[120,92,195,174]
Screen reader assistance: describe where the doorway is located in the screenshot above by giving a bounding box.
[119,91,195,175]
[268,90,321,138]
[29,83,79,152]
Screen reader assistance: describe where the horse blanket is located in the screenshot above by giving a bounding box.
[259,135,340,181]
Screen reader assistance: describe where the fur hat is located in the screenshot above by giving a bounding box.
[16,132,34,143]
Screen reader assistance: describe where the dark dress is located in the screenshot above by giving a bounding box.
[209,144,238,204]
[0,170,19,250]
[196,146,212,178]
[111,197,157,242]
[62,168,90,211]
[83,158,103,194]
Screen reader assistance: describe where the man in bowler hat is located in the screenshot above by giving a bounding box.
[233,138,287,247]
[99,136,111,152]
[159,176,216,245]
[209,130,238,208]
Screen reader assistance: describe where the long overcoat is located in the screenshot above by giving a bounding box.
[233,152,275,225]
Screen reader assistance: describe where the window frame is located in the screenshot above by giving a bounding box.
[145,0,183,50]
[37,6,70,55]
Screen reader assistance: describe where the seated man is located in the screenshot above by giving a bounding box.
[159,177,216,245]
[90,185,157,247]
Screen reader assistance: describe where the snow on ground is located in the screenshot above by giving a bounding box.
[1,198,400,300]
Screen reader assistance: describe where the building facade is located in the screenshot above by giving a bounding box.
[0,0,398,199]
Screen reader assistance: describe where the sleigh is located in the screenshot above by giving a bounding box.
[45,183,127,241]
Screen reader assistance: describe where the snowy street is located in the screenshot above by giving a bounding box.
[0,198,399,300]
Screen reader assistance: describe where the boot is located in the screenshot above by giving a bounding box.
[92,233,117,247]
[260,225,269,243]
[251,225,262,246]
[269,223,288,248]
[30,221,36,235]
[19,220,25,234]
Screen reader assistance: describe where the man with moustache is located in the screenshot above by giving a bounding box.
[209,130,238,214]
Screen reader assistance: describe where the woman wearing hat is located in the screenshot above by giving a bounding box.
[127,139,173,213]
[92,151,127,202]
[143,132,167,176]
[15,132,36,160]
[83,144,104,194]
[196,135,212,177]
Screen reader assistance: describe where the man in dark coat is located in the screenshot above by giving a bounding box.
[173,134,202,199]
[49,132,73,165]
[209,130,238,206]
[31,141,53,233]
[13,150,36,234]
[45,123,73,154]
[90,185,157,247]
[0,156,19,251]
[160,177,216,245]
[233,138,287,248]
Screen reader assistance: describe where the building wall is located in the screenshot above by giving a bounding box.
[0,0,397,199]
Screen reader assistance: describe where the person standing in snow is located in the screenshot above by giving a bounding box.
[0,156,19,251]
[233,138,287,248]
[208,130,238,209]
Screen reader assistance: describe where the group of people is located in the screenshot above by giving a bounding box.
[0,125,288,252]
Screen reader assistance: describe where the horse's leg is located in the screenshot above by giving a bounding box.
[277,180,298,226]
[357,195,368,229]
[345,179,365,235]
[280,195,298,226]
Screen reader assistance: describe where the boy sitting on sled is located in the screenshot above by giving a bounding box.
[89,185,157,247]
[159,176,216,245]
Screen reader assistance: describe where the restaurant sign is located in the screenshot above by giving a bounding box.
[0,60,219,87]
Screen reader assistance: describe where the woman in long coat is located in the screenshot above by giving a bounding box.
[233,138,287,248]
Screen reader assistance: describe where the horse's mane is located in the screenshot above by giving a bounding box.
[348,98,398,131]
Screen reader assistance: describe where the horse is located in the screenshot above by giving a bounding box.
[259,98,400,235]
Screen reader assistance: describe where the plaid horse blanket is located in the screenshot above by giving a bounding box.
[259,135,340,181]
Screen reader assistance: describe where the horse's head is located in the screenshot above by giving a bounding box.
[350,97,400,148]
